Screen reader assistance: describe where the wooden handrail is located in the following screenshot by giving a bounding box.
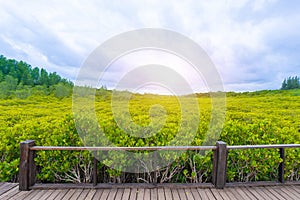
[30,144,300,151]
[19,140,300,191]
[227,144,300,149]
[30,146,217,151]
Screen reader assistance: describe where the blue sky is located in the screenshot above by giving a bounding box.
[0,0,299,92]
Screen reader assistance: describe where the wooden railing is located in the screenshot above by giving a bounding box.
[19,140,300,191]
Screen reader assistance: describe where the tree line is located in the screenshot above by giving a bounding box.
[0,55,73,99]
[281,76,300,90]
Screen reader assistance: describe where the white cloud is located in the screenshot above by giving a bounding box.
[0,0,299,92]
[252,0,278,11]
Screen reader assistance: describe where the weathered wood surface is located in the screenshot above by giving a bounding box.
[1,182,300,200]
[19,140,36,191]
[212,141,227,189]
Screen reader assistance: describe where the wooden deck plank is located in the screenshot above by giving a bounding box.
[34,190,55,200]
[262,187,284,200]
[115,189,124,200]
[84,189,96,200]
[107,188,118,200]
[232,187,253,200]
[157,188,165,200]
[26,190,42,200]
[0,184,19,200]
[197,188,208,199]
[225,187,243,200]
[144,189,151,200]
[70,189,83,199]
[76,189,90,199]
[0,183,18,196]
[170,189,180,200]
[91,189,103,200]
[136,188,144,200]
[99,189,110,200]
[190,188,201,199]
[184,188,195,200]
[150,188,158,200]
[121,189,130,200]
[0,183,17,189]
[61,189,77,200]
[224,189,239,200]
[204,188,216,200]
[265,187,286,200]
[242,186,264,200]
[284,185,300,197]
[45,190,60,200]
[164,188,173,200]
[275,187,296,199]
[241,186,258,200]
[53,189,69,200]
[279,186,300,200]
[255,186,281,200]
[22,190,45,200]
[45,189,62,200]
[177,188,188,200]
[290,185,300,196]
[252,186,269,200]
[216,188,236,200]
[210,188,224,200]
[129,188,138,200]
[8,190,34,200]
[0,182,11,190]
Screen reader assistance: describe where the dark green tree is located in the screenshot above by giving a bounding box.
[39,68,49,86]
[0,71,4,82]
[0,55,73,98]
[281,79,287,90]
[49,72,61,85]
[31,67,40,85]
[281,76,300,90]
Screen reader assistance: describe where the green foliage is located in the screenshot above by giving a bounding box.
[0,75,18,98]
[52,83,72,99]
[0,89,299,184]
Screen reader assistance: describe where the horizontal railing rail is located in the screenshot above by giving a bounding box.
[227,144,300,149]
[30,146,217,151]
[19,140,300,191]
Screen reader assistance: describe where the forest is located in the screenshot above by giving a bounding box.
[0,55,73,99]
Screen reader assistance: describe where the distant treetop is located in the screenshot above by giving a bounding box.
[0,55,73,99]
[281,76,300,90]
[0,55,73,87]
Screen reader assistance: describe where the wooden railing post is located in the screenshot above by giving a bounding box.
[19,140,36,191]
[212,141,227,189]
[154,151,158,184]
[93,151,97,186]
[278,148,285,183]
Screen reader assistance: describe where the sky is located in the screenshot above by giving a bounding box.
[0,0,300,92]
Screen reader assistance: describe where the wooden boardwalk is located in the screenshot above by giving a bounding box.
[1,182,300,200]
